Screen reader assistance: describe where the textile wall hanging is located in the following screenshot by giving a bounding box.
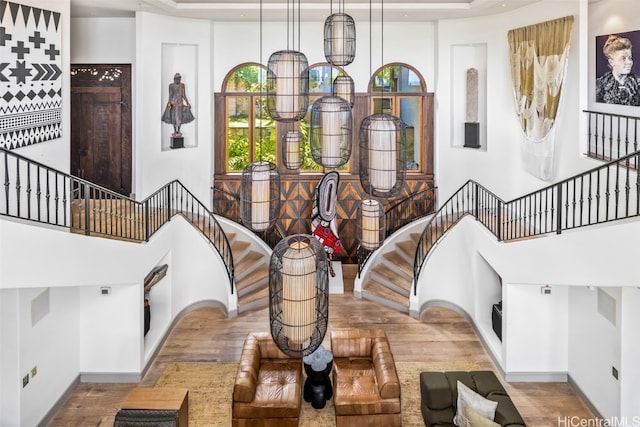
[508,16,573,180]
[0,1,62,150]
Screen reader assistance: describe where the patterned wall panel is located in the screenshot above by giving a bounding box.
[214,176,435,264]
[0,1,62,149]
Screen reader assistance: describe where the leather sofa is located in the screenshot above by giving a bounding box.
[330,329,401,427]
[232,332,302,427]
[420,371,526,426]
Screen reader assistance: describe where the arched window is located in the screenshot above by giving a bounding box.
[368,63,429,172]
[219,63,275,172]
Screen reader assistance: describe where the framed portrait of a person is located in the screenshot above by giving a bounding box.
[595,29,640,106]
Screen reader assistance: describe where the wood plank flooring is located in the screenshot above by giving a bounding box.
[47,294,594,427]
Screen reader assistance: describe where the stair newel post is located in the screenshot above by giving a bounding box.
[496,199,502,241]
[474,182,479,220]
[166,183,172,222]
[556,182,563,234]
[144,199,150,242]
[84,181,90,235]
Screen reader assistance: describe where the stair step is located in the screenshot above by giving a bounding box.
[236,264,269,297]
[361,279,408,313]
[237,286,269,314]
[396,240,417,263]
[370,265,411,297]
[235,250,265,281]
[231,239,250,255]
[382,251,413,280]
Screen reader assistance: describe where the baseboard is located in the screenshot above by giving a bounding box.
[504,371,567,382]
[80,372,141,383]
[37,374,80,427]
[568,374,605,420]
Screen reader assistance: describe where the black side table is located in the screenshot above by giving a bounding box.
[303,347,333,409]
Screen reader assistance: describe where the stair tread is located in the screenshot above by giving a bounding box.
[382,252,413,278]
[396,240,417,257]
[235,250,265,274]
[231,240,250,254]
[237,286,269,306]
[371,265,412,289]
[236,264,269,290]
[363,279,408,307]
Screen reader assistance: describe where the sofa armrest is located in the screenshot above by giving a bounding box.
[371,338,400,399]
[233,333,262,403]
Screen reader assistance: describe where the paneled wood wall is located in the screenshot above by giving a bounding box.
[213,175,435,264]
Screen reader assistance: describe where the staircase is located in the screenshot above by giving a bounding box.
[227,232,271,314]
[360,232,420,313]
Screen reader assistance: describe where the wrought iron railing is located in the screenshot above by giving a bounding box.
[1,147,235,293]
[357,187,437,276]
[585,110,639,168]
[413,150,640,295]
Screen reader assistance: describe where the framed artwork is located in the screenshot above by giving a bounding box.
[595,29,640,106]
[0,1,62,149]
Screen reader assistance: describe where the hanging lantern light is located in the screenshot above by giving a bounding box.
[283,130,302,170]
[359,114,406,197]
[269,235,329,358]
[357,199,385,250]
[332,75,355,108]
[310,96,352,169]
[324,12,356,66]
[240,161,280,231]
[266,50,309,122]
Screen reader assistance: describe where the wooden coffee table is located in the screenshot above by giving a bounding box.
[121,387,188,427]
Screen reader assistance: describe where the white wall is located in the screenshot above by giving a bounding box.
[568,286,621,419]
[135,13,212,202]
[0,215,232,425]
[619,287,640,419]
[436,0,594,202]
[70,18,136,64]
[503,283,568,377]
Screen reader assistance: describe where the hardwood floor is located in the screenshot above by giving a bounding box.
[47,294,594,427]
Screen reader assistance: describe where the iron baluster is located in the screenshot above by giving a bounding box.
[15,157,21,217]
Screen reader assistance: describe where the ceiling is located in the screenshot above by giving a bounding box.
[69,0,544,22]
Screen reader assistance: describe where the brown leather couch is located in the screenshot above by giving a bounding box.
[330,329,401,427]
[232,332,302,427]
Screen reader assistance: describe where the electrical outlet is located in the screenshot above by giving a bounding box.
[612,366,619,380]
[31,366,37,378]
[22,374,29,388]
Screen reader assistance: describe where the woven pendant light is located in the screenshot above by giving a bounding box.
[269,235,329,358]
[267,50,309,122]
[359,114,405,197]
[310,96,352,169]
[357,199,385,250]
[324,12,356,66]
[283,130,302,170]
[240,161,280,231]
[332,75,355,108]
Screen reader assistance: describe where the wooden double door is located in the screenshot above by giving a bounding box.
[71,64,132,196]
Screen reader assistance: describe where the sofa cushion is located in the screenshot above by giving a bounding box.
[464,405,500,427]
[453,381,498,426]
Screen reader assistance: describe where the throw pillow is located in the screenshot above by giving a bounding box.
[453,380,498,427]
[464,405,501,427]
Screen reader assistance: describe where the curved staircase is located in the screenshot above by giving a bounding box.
[227,232,271,314]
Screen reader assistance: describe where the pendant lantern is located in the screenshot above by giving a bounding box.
[357,199,385,250]
[269,235,329,358]
[310,96,352,169]
[332,75,355,108]
[359,114,406,197]
[267,50,309,122]
[240,161,280,231]
[283,130,302,170]
[324,12,356,66]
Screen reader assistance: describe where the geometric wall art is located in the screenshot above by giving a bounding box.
[0,1,62,149]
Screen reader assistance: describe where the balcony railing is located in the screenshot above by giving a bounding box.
[585,109,639,168]
[414,150,640,294]
[1,147,234,293]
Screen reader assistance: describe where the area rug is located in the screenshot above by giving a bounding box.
[156,360,480,426]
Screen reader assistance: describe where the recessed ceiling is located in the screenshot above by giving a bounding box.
[70,0,543,22]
